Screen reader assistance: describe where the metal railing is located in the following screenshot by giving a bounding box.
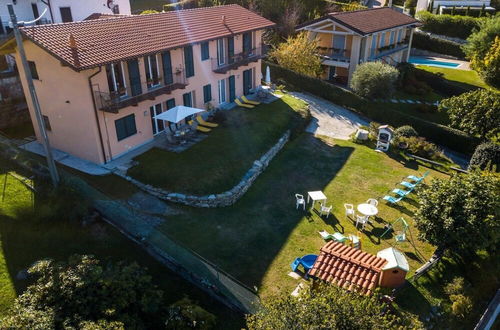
[94,69,187,113]
[319,48,351,62]
[369,42,409,60]
[211,46,267,73]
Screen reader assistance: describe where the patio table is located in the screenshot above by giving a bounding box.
[357,203,378,217]
[307,191,327,210]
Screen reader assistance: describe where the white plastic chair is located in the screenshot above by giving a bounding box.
[344,203,355,218]
[320,205,332,218]
[295,194,305,210]
[366,198,378,207]
[356,215,369,230]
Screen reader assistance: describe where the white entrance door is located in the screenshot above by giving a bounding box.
[150,103,164,135]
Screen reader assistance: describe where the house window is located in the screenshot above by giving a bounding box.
[112,5,120,14]
[242,32,252,53]
[203,84,212,103]
[42,115,51,131]
[115,114,137,141]
[370,35,377,57]
[217,39,225,66]
[201,42,209,61]
[59,7,73,23]
[183,91,193,107]
[162,51,173,85]
[184,46,194,78]
[144,54,160,89]
[28,61,39,80]
[380,33,386,48]
[106,62,127,97]
[390,31,395,45]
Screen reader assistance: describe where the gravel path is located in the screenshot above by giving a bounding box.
[290,92,369,140]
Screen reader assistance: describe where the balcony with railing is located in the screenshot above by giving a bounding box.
[369,40,409,60]
[212,46,267,74]
[94,69,187,113]
[318,48,351,63]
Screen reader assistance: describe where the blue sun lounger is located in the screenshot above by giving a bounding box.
[407,171,430,183]
[400,181,418,189]
[392,188,413,197]
[383,195,404,204]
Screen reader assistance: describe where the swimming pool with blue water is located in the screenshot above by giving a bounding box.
[409,57,461,68]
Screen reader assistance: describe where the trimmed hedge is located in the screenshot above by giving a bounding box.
[265,61,479,153]
[412,31,466,58]
[416,11,482,39]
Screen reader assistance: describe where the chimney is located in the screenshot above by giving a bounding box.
[68,33,80,68]
[221,15,226,25]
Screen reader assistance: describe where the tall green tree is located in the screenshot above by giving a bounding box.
[439,89,500,140]
[247,284,410,329]
[414,171,500,255]
[463,16,500,88]
[269,31,323,78]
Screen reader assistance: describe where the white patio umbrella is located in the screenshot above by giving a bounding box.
[154,105,204,123]
[265,66,271,85]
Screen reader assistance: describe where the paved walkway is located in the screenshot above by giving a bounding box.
[290,92,369,140]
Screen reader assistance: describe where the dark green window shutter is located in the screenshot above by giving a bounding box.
[162,51,173,85]
[184,46,194,78]
[227,37,234,64]
[243,32,252,53]
[28,61,39,80]
[166,98,176,109]
[183,92,192,107]
[115,114,137,141]
[201,42,209,61]
[203,84,212,103]
[127,59,142,96]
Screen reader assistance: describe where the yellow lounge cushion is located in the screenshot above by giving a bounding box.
[242,95,260,105]
[235,98,254,108]
[188,120,211,133]
[196,115,218,128]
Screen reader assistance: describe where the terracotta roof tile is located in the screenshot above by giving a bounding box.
[20,5,275,71]
[309,241,388,295]
[297,8,419,36]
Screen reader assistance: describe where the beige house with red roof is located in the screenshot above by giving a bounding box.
[296,8,420,85]
[1,5,274,164]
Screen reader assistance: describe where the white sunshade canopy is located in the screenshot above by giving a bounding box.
[154,105,204,123]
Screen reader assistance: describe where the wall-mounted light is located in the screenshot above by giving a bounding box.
[12,0,17,5]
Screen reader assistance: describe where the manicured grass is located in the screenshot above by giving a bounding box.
[128,95,309,195]
[0,158,242,328]
[157,134,446,300]
[393,90,443,103]
[418,66,490,90]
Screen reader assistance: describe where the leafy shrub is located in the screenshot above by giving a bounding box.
[265,61,480,153]
[399,136,448,161]
[166,297,216,329]
[469,142,500,171]
[439,89,500,140]
[394,125,419,138]
[450,294,473,319]
[416,11,483,39]
[412,31,466,58]
[444,277,468,296]
[350,62,399,98]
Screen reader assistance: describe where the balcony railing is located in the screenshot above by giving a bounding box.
[369,42,409,60]
[212,46,267,74]
[94,69,187,113]
[319,48,351,63]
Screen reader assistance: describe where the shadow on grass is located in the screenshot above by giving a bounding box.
[158,133,354,288]
[0,158,242,327]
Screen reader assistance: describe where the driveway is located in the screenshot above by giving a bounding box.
[290,92,369,140]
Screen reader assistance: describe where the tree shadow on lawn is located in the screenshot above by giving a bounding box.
[158,134,354,289]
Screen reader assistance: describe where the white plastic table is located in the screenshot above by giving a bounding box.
[357,203,378,217]
[307,191,327,210]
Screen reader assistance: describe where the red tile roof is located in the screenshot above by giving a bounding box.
[298,8,419,35]
[308,241,388,295]
[20,5,275,71]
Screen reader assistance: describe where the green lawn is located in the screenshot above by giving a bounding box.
[129,0,189,13]
[0,158,242,328]
[128,95,309,195]
[157,134,446,300]
[418,66,490,90]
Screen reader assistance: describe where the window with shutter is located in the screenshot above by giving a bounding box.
[115,114,137,141]
[203,84,212,103]
[184,46,194,78]
[201,42,209,61]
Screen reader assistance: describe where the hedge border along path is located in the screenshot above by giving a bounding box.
[264,61,479,154]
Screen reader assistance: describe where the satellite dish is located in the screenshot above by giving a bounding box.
[107,0,115,9]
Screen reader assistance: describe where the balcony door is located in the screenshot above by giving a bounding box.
[106,63,127,98]
[162,51,173,85]
[127,59,142,96]
[332,35,346,56]
[242,32,252,53]
[243,69,252,96]
[150,103,164,135]
[144,54,160,89]
[227,37,235,64]
[217,39,225,66]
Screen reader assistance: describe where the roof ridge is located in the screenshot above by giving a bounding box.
[329,7,389,16]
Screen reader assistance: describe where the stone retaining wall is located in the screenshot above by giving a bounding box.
[116,130,291,208]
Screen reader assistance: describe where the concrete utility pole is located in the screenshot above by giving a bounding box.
[8,4,60,187]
